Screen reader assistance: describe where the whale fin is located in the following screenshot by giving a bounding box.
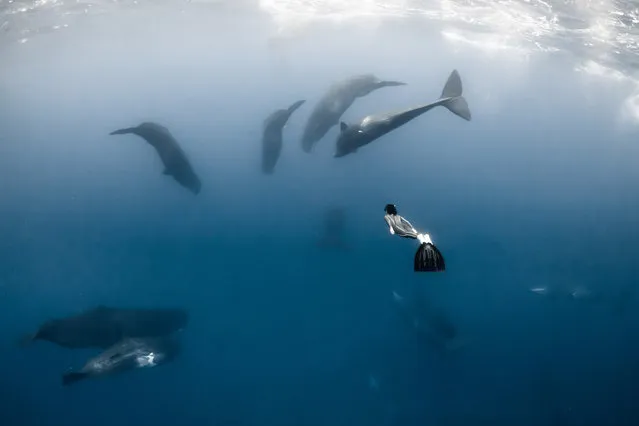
[414,242,446,272]
[439,70,471,121]
[15,333,36,348]
[340,122,348,132]
[287,99,306,113]
[377,80,406,88]
[316,236,351,251]
[62,372,89,386]
[109,127,138,136]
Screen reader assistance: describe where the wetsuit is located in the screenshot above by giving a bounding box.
[384,213,433,245]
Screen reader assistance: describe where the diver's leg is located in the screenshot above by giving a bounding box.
[414,235,446,272]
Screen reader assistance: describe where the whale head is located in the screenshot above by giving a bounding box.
[334,122,362,158]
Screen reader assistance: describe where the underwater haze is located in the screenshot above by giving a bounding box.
[2,0,639,425]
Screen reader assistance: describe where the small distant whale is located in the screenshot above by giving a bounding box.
[109,122,201,194]
[62,336,181,386]
[529,285,601,302]
[262,99,305,174]
[18,306,189,349]
[316,207,350,250]
[392,291,467,353]
[529,284,636,317]
[334,70,471,158]
[301,74,406,153]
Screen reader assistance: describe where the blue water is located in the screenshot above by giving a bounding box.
[2,1,639,425]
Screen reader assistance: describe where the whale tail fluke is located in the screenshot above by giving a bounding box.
[414,242,446,272]
[315,236,350,251]
[109,127,138,136]
[62,372,89,387]
[262,165,275,175]
[15,333,36,348]
[439,70,471,121]
[378,80,407,88]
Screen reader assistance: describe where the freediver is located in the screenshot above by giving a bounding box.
[383,204,445,272]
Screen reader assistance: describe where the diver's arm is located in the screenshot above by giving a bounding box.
[384,214,396,235]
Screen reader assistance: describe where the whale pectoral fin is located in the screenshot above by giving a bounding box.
[340,122,348,132]
[392,291,404,304]
[287,99,306,113]
[62,371,89,386]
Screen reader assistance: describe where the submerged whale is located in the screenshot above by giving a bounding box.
[262,99,305,174]
[392,291,467,353]
[62,336,182,386]
[316,207,350,250]
[18,306,189,349]
[109,122,201,194]
[301,74,406,153]
[334,70,471,158]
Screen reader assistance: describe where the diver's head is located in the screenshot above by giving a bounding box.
[384,204,398,215]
